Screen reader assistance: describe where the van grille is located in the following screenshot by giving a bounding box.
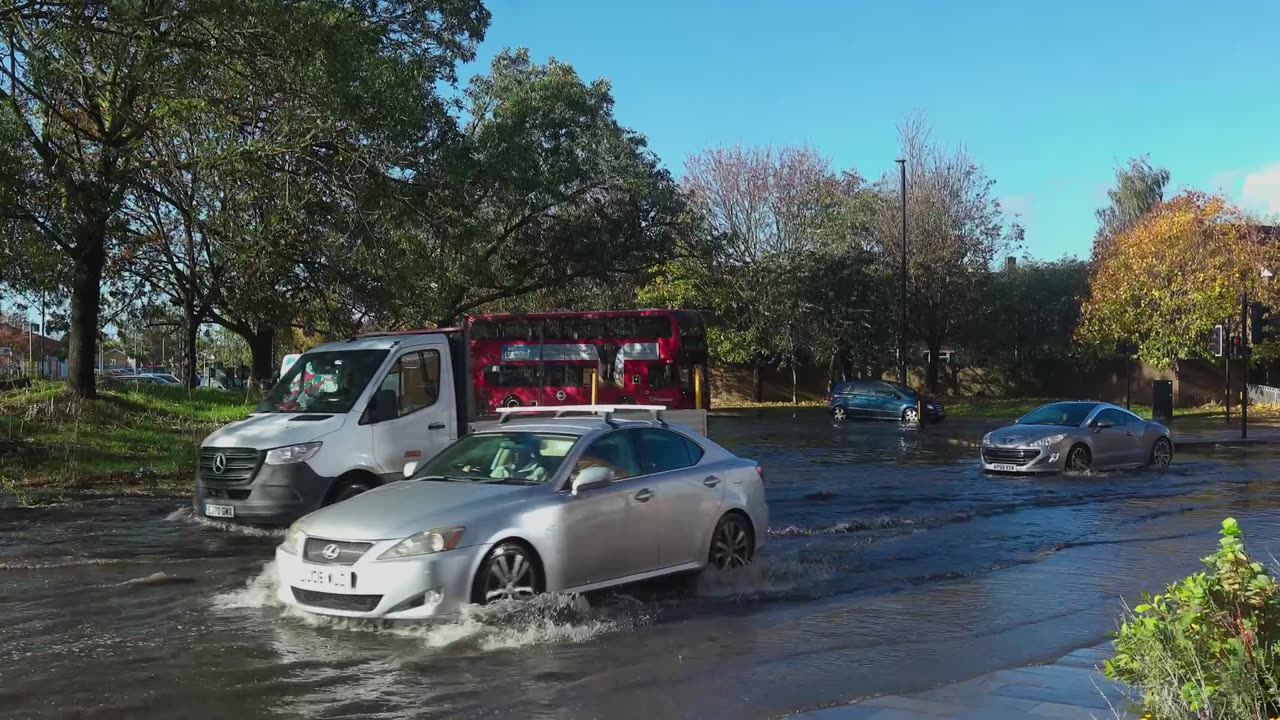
[198,447,262,483]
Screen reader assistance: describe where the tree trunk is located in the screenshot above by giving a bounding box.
[183,303,199,389]
[926,342,941,394]
[67,231,107,399]
[247,327,276,385]
[752,358,763,403]
[791,363,798,405]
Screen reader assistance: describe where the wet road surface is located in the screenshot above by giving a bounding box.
[4,410,1280,719]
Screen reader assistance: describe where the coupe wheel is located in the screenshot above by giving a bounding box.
[708,514,754,570]
[902,406,920,423]
[1151,437,1173,469]
[832,406,848,422]
[474,542,541,605]
[1066,444,1091,472]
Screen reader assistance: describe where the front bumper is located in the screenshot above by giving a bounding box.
[274,542,487,619]
[980,445,1066,474]
[193,462,335,526]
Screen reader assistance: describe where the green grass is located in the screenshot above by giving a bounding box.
[0,381,257,503]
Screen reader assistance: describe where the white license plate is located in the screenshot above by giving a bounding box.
[295,565,353,591]
[204,503,235,518]
[990,463,1019,472]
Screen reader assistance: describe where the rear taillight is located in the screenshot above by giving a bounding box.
[755,465,765,485]
[825,394,833,405]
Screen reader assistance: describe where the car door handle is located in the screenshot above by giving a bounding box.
[703,475,721,487]
[1125,431,1136,437]
[428,423,446,430]
[634,489,654,502]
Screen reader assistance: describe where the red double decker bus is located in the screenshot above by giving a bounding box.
[468,309,709,412]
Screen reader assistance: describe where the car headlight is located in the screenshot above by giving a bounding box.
[265,442,322,465]
[280,520,305,555]
[1028,434,1067,448]
[378,527,466,560]
[982,432,992,446]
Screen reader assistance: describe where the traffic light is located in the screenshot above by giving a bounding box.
[1250,302,1275,345]
[1212,324,1225,357]
[1230,335,1248,359]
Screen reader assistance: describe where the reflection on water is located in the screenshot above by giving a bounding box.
[3,410,1280,719]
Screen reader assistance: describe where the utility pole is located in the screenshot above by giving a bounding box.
[896,158,908,386]
[1241,292,1249,440]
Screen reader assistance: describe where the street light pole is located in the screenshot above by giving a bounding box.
[896,158,908,386]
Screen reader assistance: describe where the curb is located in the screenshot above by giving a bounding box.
[1176,438,1277,450]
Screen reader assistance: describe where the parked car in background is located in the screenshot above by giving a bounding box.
[145,373,182,385]
[980,401,1173,474]
[274,406,766,619]
[826,380,944,423]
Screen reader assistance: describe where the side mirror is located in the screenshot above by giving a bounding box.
[402,461,419,478]
[1090,420,1112,432]
[572,466,613,495]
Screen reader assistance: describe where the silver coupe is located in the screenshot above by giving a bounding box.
[274,407,768,619]
[980,401,1173,474]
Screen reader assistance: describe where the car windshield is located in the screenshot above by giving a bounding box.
[410,432,578,485]
[1018,403,1097,427]
[885,382,919,396]
[256,349,389,414]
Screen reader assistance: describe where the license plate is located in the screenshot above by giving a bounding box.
[296,565,353,591]
[990,463,1019,472]
[204,503,235,518]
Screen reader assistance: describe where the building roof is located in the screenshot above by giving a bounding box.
[0,322,60,356]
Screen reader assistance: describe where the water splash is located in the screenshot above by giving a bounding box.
[696,554,834,597]
[166,506,284,538]
[211,561,282,610]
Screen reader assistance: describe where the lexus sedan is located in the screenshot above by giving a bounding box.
[980,402,1173,474]
[274,408,768,619]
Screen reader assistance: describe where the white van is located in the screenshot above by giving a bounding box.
[193,330,473,524]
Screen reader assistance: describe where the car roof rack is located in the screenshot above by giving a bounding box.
[495,404,670,428]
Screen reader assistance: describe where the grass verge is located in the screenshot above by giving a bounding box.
[0,381,257,504]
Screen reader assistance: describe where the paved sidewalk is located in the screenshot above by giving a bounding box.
[1173,424,1280,449]
[789,644,1139,720]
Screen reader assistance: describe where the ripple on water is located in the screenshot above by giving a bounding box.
[166,507,285,538]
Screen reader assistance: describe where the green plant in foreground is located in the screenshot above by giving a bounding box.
[1106,518,1280,719]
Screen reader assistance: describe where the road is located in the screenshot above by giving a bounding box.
[3,409,1280,719]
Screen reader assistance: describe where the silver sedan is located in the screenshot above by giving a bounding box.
[980,402,1173,474]
[274,410,768,619]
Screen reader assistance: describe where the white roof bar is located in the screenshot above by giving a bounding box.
[495,404,669,427]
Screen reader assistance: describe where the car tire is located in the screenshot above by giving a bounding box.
[708,513,755,570]
[502,395,522,408]
[326,475,376,505]
[901,406,920,424]
[472,541,542,605]
[1150,437,1173,469]
[1066,444,1091,472]
[832,406,848,422]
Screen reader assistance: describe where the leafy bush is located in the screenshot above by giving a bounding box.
[1105,518,1280,719]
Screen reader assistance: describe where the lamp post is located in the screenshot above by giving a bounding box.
[896,158,908,386]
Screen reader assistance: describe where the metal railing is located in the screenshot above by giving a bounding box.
[1247,384,1280,405]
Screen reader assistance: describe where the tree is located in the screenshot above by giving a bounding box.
[374,49,689,329]
[1093,156,1170,259]
[0,0,491,396]
[1077,192,1276,369]
[875,116,1021,393]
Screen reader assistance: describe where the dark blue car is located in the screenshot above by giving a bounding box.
[826,380,945,423]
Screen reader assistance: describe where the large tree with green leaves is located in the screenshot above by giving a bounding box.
[0,0,490,395]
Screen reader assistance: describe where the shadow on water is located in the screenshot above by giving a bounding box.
[4,412,1280,719]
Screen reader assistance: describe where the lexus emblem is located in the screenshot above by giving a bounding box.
[212,453,227,474]
[321,543,341,560]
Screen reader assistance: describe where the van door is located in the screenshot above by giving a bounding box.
[367,342,457,479]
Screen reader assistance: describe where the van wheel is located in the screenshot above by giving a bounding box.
[502,395,522,408]
[326,475,377,505]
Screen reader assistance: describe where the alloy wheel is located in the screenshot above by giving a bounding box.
[902,407,920,424]
[1067,446,1091,472]
[329,480,373,505]
[709,515,753,570]
[832,407,847,422]
[481,545,539,604]
[1152,438,1173,469]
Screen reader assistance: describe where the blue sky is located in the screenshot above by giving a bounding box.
[468,0,1280,260]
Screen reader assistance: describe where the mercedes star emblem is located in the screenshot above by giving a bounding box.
[212,453,227,474]
[321,543,341,560]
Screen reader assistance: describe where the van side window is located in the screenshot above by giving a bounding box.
[381,350,441,418]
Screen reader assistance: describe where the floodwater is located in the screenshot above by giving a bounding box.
[4,410,1280,719]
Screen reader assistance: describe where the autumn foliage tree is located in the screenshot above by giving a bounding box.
[1077,192,1278,368]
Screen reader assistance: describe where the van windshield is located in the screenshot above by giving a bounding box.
[256,350,389,414]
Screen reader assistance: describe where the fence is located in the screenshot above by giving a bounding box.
[1247,384,1280,405]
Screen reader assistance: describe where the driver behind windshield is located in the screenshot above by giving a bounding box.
[489,440,549,482]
